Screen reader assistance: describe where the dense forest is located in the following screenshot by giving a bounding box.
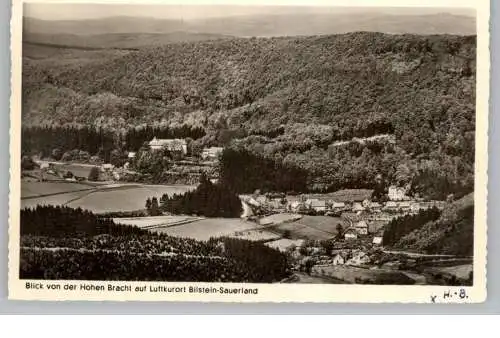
[20,206,290,282]
[382,207,442,246]
[22,125,205,160]
[20,205,147,237]
[22,32,476,198]
[393,193,474,256]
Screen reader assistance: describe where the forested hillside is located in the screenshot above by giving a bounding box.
[392,193,474,256]
[22,32,476,197]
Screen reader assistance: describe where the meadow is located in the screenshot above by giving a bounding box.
[153,218,258,241]
[21,180,195,213]
[112,215,202,229]
[270,215,343,241]
[21,181,93,198]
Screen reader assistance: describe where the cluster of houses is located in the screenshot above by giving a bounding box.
[252,193,445,216]
[291,246,373,270]
[243,185,447,246]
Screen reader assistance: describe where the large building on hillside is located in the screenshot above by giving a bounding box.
[149,137,187,154]
[388,185,410,201]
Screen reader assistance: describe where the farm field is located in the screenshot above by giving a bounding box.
[285,225,333,240]
[270,215,342,241]
[259,213,302,225]
[295,216,342,234]
[21,190,94,209]
[20,181,195,213]
[66,185,194,213]
[154,218,257,241]
[113,215,201,228]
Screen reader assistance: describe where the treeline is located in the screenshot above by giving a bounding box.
[20,205,147,237]
[20,236,290,282]
[219,147,308,194]
[21,125,205,159]
[157,174,242,217]
[19,205,290,282]
[382,207,441,247]
[22,126,115,160]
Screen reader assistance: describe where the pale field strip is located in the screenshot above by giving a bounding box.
[20,180,196,213]
[21,246,227,260]
[113,215,204,229]
[153,218,262,241]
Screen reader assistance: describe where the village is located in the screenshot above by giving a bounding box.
[21,136,469,285]
[241,185,446,241]
[237,184,459,285]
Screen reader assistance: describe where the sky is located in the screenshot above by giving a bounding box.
[24,3,475,21]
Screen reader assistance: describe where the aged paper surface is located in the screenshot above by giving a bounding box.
[9,0,489,303]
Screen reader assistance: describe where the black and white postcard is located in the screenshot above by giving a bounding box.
[8,0,489,303]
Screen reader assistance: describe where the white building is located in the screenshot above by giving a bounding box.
[354,221,369,235]
[398,201,412,211]
[344,227,358,240]
[101,163,114,172]
[149,137,187,154]
[289,200,304,212]
[352,202,365,212]
[305,199,327,212]
[384,201,398,211]
[372,236,383,245]
[346,251,371,266]
[388,185,410,201]
[127,152,136,159]
[331,201,346,210]
[332,253,346,266]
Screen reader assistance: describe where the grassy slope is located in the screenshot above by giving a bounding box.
[393,193,474,256]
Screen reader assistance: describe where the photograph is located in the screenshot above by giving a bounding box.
[8,0,489,302]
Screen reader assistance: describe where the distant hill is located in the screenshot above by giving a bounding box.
[24,31,231,49]
[23,16,185,35]
[393,193,474,256]
[24,12,475,37]
[188,13,476,36]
